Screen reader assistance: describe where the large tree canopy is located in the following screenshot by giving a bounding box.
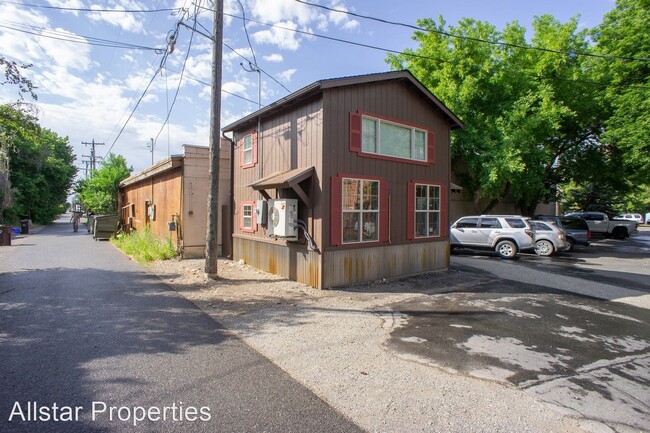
[0,104,77,224]
[592,0,650,186]
[76,153,132,214]
[387,15,612,215]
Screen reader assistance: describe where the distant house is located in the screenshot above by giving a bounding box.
[223,70,464,288]
[118,143,231,258]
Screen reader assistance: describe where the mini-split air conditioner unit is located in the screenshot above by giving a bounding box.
[267,199,298,241]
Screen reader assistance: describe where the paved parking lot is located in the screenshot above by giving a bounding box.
[386,227,650,432]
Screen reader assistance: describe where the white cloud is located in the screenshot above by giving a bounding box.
[252,21,300,50]
[88,1,147,34]
[342,20,360,31]
[263,53,283,63]
[248,0,319,27]
[278,68,296,83]
[45,0,84,16]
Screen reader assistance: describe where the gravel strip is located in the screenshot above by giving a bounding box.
[148,258,586,433]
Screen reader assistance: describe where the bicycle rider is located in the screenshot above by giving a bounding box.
[70,211,81,232]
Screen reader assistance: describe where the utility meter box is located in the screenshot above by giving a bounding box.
[255,200,268,226]
[267,199,298,240]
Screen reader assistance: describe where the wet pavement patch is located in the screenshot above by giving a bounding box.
[383,284,650,430]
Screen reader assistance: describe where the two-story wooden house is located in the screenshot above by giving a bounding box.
[223,70,464,288]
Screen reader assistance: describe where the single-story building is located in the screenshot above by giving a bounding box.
[118,142,231,258]
[223,70,464,288]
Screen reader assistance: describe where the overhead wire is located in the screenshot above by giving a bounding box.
[0,20,163,52]
[0,1,180,14]
[293,0,650,63]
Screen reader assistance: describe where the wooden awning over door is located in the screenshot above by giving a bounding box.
[248,166,314,208]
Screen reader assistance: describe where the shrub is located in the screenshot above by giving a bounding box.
[111,227,177,263]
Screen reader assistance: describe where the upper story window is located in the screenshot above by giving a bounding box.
[240,131,257,168]
[362,116,427,162]
[350,112,434,165]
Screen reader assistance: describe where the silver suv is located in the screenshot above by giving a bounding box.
[450,215,535,259]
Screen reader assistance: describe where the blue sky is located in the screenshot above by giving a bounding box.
[0,0,616,175]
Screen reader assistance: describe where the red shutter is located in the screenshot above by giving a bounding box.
[380,180,389,242]
[440,185,448,238]
[330,176,342,246]
[238,136,244,168]
[407,182,415,240]
[349,112,362,153]
[427,131,435,164]
[252,131,258,166]
[252,202,258,233]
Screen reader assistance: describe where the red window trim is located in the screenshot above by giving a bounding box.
[407,181,448,240]
[240,131,258,169]
[349,111,435,166]
[240,201,257,233]
[330,173,389,247]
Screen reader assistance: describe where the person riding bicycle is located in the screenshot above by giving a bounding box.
[70,211,81,232]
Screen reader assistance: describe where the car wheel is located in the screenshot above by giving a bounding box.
[566,238,575,252]
[535,239,555,256]
[612,227,627,240]
[496,240,517,259]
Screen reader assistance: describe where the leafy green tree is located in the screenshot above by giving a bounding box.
[592,0,650,185]
[0,104,77,224]
[387,15,608,215]
[76,154,131,214]
[0,55,37,100]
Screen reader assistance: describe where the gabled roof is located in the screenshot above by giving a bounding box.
[222,70,464,132]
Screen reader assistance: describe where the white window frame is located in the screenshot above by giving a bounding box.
[342,178,380,244]
[242,203,253,230]
[414,183,441,238]
[362,115,427,162]
[242,134,253,166]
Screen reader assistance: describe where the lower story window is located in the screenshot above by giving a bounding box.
[342,178,379,243]
[241,202,256,232]
[415,184,440,238]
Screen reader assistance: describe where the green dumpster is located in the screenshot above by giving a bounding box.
[93,215,119,240]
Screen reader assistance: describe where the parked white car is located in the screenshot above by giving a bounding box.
[614,213,644,224]
[530,220,569,256]
[450,215,536,259]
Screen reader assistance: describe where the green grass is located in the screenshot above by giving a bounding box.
[111,227,178,263]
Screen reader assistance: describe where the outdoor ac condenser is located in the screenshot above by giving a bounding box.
[267,199,298,240]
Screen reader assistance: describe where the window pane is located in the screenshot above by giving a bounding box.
[363,180,379,210]
[342,179,360,210]
[480,218,501,228]
[416,185,427,210]
[243,149,252,165]
[243,135,252,150]
[505,218,526,228]
[362,118,377,153]
[243,205,252,217]
[362,212,378,241]
[415,212,427,237]
[342,212,360,243]
[428,212,439,236]
[428,186,440,211]
[414,130,426,161]
[457,218,479,228]
[380,122,411,158]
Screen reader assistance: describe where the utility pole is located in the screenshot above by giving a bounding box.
[204,0,224,277]
[146,138,154,165]
[82,139,105,173]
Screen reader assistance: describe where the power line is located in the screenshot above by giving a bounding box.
[0,20,163,52]
[163,66,263,105]
[293,0,650,63]
[236,0,258,67]
[184,18,292,94]
[0,1,180,14]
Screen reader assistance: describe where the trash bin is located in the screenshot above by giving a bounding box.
[20,219,29,234]
[0,225,11,246]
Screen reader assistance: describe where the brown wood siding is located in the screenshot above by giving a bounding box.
[232,97,324,258]
[322,241,448,288]
[322,80,452,251]
[121,168,181,245]
[233,236,321,288]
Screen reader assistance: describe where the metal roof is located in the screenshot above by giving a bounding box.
[222,70,464,132]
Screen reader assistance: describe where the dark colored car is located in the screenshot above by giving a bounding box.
[534,215,591,251]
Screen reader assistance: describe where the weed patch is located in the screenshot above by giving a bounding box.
[111,228,177,263]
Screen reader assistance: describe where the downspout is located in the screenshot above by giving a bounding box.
[225,134,235,259]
